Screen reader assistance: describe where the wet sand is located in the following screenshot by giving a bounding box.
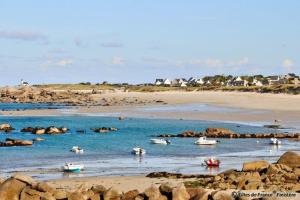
[1,91,300,129]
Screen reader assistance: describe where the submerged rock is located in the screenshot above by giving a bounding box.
[92,127,118,133]
[0,123,15,132]
[0,138,33,147]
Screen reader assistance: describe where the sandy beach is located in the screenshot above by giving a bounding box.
[46,175,196,192]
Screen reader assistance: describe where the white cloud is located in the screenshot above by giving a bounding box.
[57,59,73,66]
[111,56,125,65]
[282,58,293,71]
[0,30,46,41]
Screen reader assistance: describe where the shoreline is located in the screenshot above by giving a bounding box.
[1,91,300,126]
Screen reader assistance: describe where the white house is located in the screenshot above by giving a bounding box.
[163,79,171,86]
[155,79,164,86]
[227,77,249,87]
[252,78,263,87]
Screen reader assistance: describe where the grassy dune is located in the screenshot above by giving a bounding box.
[33,84,300,94]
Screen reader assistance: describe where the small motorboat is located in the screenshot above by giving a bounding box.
[63,163,84,172]
[70,146,84,154]
[195,137,217,145]
[150,138,171,145]
[131,147,146,155]
[270,138,281,145]
[204,158,220,167]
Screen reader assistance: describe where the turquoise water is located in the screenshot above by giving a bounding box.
[0,103,67,111]
[0,104,299,180]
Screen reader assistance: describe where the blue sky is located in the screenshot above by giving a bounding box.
[0,0,299,85]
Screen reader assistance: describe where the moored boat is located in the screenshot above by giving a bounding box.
[63,163,84,172]
[70,146,84,154]
[131,147,146,155]
[150,138,170,145]
[204,158,220,167]
[270,138,281,145]
[195,137,217,145]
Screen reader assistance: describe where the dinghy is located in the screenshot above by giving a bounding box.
[270,138,281,145]
[70,146,84,154]
[195,137,217,145]
[204,158,220,167]
[131,147,146,155]
[150,138,170,145]
[63,163,84,172]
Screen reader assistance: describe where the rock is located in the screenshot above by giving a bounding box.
[122,190,139,200]
[12,173,37,186]
[92,127,118,133]
[20,187,41,200]
[36,182,55,194]
[0,138,33,147]
[82,189,95,199]
[53,190,67,200]
[172,184,190,200]
[91,185,106,195]
[242,160,269,172]
[90,194,101,200]
[186,188,206,200]
[266,164,293,175]
[145,185,167,200]
[21,127,35,132]
[104,187,120,200]
[68,192,85,200]
[33,128,46,135]
[0,123,14,132]
[45,126,64,134]
[277,151,300,168]
[159,183,174,199]
[205,128,234,138]
[211,191,233,200]
[0,178,27,200]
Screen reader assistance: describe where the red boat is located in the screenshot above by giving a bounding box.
[204,158,220,167]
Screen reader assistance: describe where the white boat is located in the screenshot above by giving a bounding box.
[270,138,281,145]
[131,147,146,155]
[63,163,84,172]
[70,146,84,154]
[195,137,217,145]
[150,138,170,145]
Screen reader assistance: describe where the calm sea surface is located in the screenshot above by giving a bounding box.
[0,103,299,180]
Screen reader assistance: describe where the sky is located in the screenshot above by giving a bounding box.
[0,0,299,85]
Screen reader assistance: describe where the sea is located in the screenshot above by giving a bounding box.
[0,103,299,180]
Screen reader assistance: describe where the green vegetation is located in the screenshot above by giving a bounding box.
[32,83,300,95]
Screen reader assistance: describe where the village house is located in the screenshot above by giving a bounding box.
[267,76,286,85]
[227,76,249,87]
[155,79,164,86]
[163,79,171,86]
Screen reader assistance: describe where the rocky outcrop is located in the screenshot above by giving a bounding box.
[0,138,33,147]
[242,160,269,172]
[277,151,300,168]
[0,123,15,132]
[157,128,300,139]
[91,127,118,133]
[23,126,69,135]
[205,128,235,138]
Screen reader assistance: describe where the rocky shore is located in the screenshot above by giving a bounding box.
[0,151,299,200]
[157,128,300,139]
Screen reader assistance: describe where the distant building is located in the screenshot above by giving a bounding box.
[155,79,164,86]
[20,79,29,86]
[267,76,286,85]
[163,79,171,86]
[227,76,249,87]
